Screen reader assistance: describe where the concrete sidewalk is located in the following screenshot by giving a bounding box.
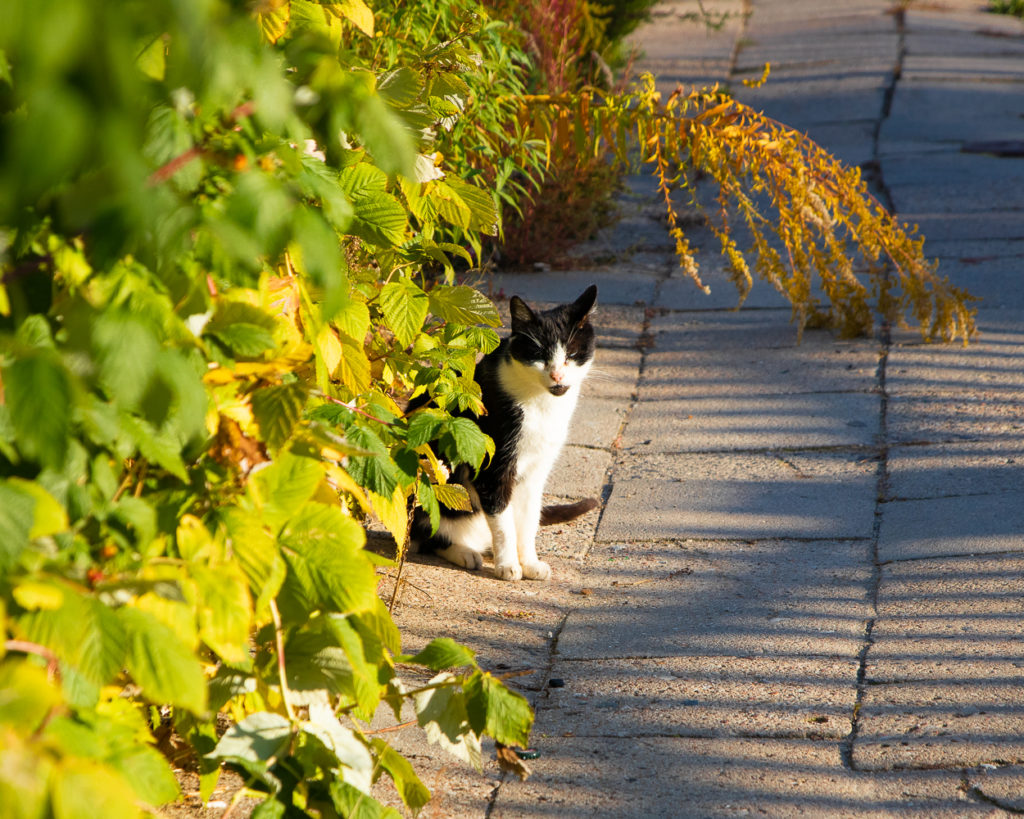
[379,1,1024,815]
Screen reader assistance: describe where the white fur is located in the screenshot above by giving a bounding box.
[435,348,592,581]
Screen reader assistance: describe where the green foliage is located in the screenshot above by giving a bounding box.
[990,0,1024,18]
[0,0,533,816]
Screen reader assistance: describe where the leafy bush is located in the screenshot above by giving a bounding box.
[990,0,1024,18]
[0,1,537,816]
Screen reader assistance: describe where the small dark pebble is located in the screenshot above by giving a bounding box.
[548,678,565,688]
[516,748,540,760]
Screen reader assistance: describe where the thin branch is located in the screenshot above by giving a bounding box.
[4,639,61,679]
[314,391,396,427]
[147,101,257,187]
[269,599,296,721]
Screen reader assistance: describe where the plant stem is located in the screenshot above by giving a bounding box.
[269,599,296,721]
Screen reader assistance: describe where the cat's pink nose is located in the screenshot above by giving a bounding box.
[550,369,564,383]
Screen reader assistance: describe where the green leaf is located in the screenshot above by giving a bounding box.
[335,335,372,395]
[114,745,181,807]
[353,93,416,178]
[91,312,159,410]
[118,413,188,482]
[376,67,424,109]
[251,798,286,819]
[444,178,498,235]
[349,190,409,247]
[304,702,373,792]
[221,508,286,620]
[443,417,492,471]
[118,606,208,714]
[344,426,399,497]
[136,35,166,81]
[249,450,324,532]
[208,712,292,779]
[330,780,402,819]
[190,563,253,668]
[208,322,276,359]
[434,483,472,513]
[20,588,127,693]
[326,614,382,718]
[464,671,533,747]
[379,279,429,348]
[428,286,501,327]
[405,637,476,671]
[51,758,140,819]
[416,479,439,532]
[5,477,68,539]
[0,661,62,734]
[371,739,431,813]
[406,410,445,448]
[412,672,482,770]
[278,502,377,616]
[0,480,37,570]
[251,382,308,450]
[3,352,72,469]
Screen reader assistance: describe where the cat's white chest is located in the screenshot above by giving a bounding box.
[514,390,578,483]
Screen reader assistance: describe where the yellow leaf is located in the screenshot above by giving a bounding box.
[177,515,214,562]
[13,580,65,611]
[325,0,374,37]
[335,335,372,395]
[370,485,408,551]
[318,325,344,378]
[254,0,291,44]
[434,483,472,512]
[325,463,371,513]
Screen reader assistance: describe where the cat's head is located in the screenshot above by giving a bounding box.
[507,285,597,397]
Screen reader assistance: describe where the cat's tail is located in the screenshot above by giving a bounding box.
[540,498,599,526]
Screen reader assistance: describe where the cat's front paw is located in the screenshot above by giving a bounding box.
[438,544,484,571]
[494,562,523,581]
[522,560,551,581]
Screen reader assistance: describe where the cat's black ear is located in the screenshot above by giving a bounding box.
[569,285,598,326]
[509,296,536,329]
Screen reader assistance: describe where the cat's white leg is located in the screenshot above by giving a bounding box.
[512,484,550,581]
[488,506,522,581]
[434,513,489,571]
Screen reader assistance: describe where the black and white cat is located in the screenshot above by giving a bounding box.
[411,285,599,581]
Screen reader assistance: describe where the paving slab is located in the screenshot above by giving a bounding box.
[867,553,1024,681]
[855,677,1024,770]
[887,316,1024,393]
[886,440,1024,501]
[886,152,1024,214]
[491,737,985,818]
[886,390,1024,445]
[556,538,872,660]
[598,450,878,541]
[906,211,1024,242]
[622,390,882,452]
[546,444,613,500]
[878,491,1024,561]
[881,81,1024,149]
[642,316,880,395]
[583,345,643,402]
[967,764,1024,813]
[536,654,859,739]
